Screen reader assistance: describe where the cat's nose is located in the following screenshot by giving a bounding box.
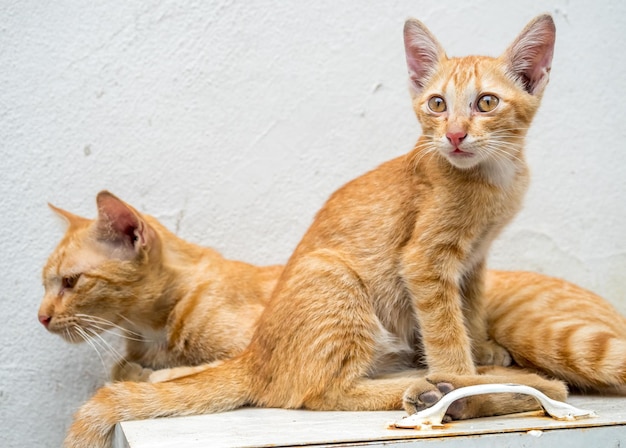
[38,314,52,328]
[446,131,467,147]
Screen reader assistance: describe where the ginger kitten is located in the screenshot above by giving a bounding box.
[64,15,620,448]
[40,194,626,395]
[39,190,281,381]
[64,15,564,447]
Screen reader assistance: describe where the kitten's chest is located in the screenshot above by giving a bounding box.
[441,171,527,229]
[128,327,174,369]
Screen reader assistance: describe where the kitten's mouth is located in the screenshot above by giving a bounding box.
[450,148,473,157]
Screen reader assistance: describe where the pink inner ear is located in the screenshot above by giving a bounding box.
[507,15,556,95]
[97,194,141,244]
[531,44,554,82]
[403,20,445,93]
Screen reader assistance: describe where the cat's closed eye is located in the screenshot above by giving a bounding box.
[62,274,81,289]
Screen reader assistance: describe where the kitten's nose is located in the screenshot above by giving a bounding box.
[446,132,467,147]
[38,314,51,328]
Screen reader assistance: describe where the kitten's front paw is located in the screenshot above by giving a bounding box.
[111,361,154,382]
[475,339,512,366]
[403,378,467,421]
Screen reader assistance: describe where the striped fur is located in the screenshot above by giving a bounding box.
[62,15,624,448]
[39,191,281,380]
[486,270,626,392]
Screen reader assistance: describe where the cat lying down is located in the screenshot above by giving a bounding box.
[39,190,282,381]
[41,191,626,393]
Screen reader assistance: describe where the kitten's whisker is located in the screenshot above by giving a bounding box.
[486,147,512,178]
[64,327,78,344]
[486,143,525,164]
[116,312,144,331]
[87,322,147,342]
[76,313,144,338]
[489,128,530,135]
[84,327,127,364]
[74,325,109,373]
[410,143,438,171]
[484,145,525,173]
[79,325,121,363]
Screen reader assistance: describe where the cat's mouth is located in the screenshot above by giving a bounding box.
[450,147,473,157]
[441,146,480,169]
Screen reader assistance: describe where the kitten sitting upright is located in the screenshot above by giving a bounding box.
[38,190,282,381]
[40,192,626,395]
[65,15,573,448]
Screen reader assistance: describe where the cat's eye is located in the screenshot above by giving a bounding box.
[427,96,446,113]
[476,94,499,112]
[62,274,80,289]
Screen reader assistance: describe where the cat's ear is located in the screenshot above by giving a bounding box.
[48,203,89,228]
[95,191,150,252]
[403,19,446,97]
[503,14,556,95]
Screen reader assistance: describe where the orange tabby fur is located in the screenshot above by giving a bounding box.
[63,15,572,447]
[39,191,281,381]
[485,270,626,392]
[41,194,626,395]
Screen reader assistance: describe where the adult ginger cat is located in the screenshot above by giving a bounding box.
[65,15,623,447]
[39,190,282,381]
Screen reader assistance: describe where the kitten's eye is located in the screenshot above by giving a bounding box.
[477,94,499,112]
[62,274,80,289]
[427,96,446,113]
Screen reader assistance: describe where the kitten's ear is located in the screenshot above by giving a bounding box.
[48,203,89,228]
[403,19,446,97]
[503,14,556,95]
[95,191,150,251]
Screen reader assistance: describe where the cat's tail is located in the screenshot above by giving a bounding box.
[64,355,253,448]
[486,270,626,393]
[518,324,626,393]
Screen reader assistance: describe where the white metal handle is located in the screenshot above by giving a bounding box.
[392,383,597,430]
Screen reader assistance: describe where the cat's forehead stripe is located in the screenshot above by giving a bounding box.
[438,59,482,103]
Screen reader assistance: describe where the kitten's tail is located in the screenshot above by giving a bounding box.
[517,325,626,393]
[486,270,626,393]
[64,356,253,448]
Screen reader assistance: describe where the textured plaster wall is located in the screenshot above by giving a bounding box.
[1,1,625,446]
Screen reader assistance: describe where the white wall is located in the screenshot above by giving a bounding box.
[1,1,625,446]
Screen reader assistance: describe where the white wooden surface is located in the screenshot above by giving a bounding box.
[115,395,626,448]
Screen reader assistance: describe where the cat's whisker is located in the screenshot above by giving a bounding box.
[484,147,514,179]
[483,147,518,169]
[84,327,127,364]
[74,325,109,373]
[64,327,79,344]
[409,143,438,171]
[485,142,525,164]
[76,313,145,338]
[76,324,121,363]
[86,322,148,343]
[115,312,144,332]
[489,127,530,134]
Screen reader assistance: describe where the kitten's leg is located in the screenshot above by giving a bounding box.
[402,257,475,374]
[304,376,421,411]
[111,360,154,382]
[403,366,568,420]
[303,367,566,419]
[148,362,223,383]
[462,262,511,366]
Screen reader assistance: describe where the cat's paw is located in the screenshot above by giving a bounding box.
[403,378,467,421]
[474,339,512,366]
[111,361,154,382]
